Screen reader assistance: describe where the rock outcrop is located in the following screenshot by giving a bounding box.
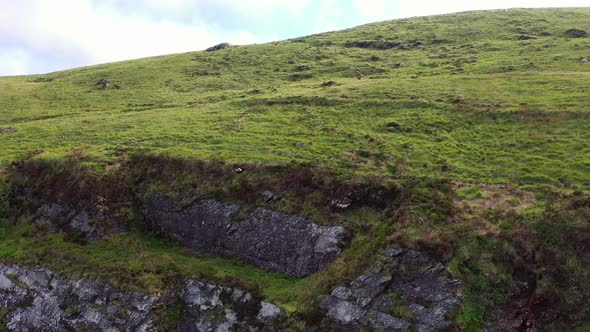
[205,43,230,51]
[0,128,16,135]
[36,203,101,240]
[139,197,347,277]
[320,249,462,332]
[0,263,157,331]
[0,264,282,331]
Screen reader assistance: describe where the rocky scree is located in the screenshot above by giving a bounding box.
[139,196,347,277]
[0,264,282,331]
[320,249,462,331]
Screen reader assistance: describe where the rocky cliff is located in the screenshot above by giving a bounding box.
[139,196,347,277]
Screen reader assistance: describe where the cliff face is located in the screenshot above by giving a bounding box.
[139,196,347,277]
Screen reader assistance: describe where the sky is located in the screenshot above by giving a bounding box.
[0,0,588,76]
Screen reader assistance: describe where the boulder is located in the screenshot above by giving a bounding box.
[206,43,230,51]
[96,78,109,89]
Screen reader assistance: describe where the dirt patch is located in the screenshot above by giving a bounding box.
[452,181,536,217]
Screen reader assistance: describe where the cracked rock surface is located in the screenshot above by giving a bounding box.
[140,197,347,277]
[320,249,462,332]
[0,264,282,331]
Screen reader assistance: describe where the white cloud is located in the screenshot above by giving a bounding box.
[399,0,590,18]
[0,49,32,76]
[0,0,264,75]
[355,0,399,22]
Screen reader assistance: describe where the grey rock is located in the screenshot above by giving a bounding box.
[0,264,283,332]
[37,203,99,240]
[321,249,462,331]
[384,248,403,257]
[261,190,280,203]
[320,296,365,325]
[580,57,589,63]
[96,78,110,89]
[362,310,411,330]
[0,127,16,135]
[0,263,156,332]
[332,287,352,300]
[257,302,283,324]
[140,197,347,277]
[206,43,230,51]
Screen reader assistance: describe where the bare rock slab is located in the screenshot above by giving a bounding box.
[140,197,347,277]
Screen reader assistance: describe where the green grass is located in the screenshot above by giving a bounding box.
[0,8,588,191]
[0,222,304,310]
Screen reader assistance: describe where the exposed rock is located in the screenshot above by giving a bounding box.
[96,78,109,89]
[345,40,401,50]
[580,57,589,63]
[36,203,100,240]
[0,263,158,331]
[0,127,16,135]
[139,197,347,277]
[330,197,352,210]
[257,302,283,324]
[0,264,282,331]
[295,65,311,72]
[518,35,536,40]
[565,29,587,38]
[321,81,337,87]
[320,249,462,331]
[234,167,244,174]
[206,43,230,51]
[261,190,280,203]
[387,122,402,132]
[178,280,283,331]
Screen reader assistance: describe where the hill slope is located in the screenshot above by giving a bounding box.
[0,8,589,189]
[0,8,590,331]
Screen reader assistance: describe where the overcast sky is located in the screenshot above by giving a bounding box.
[0,0,588,76]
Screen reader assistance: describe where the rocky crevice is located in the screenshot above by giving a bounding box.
[139,196,347,277]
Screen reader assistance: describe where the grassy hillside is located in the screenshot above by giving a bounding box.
[0,8,589,190]
[1,7,590,330]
